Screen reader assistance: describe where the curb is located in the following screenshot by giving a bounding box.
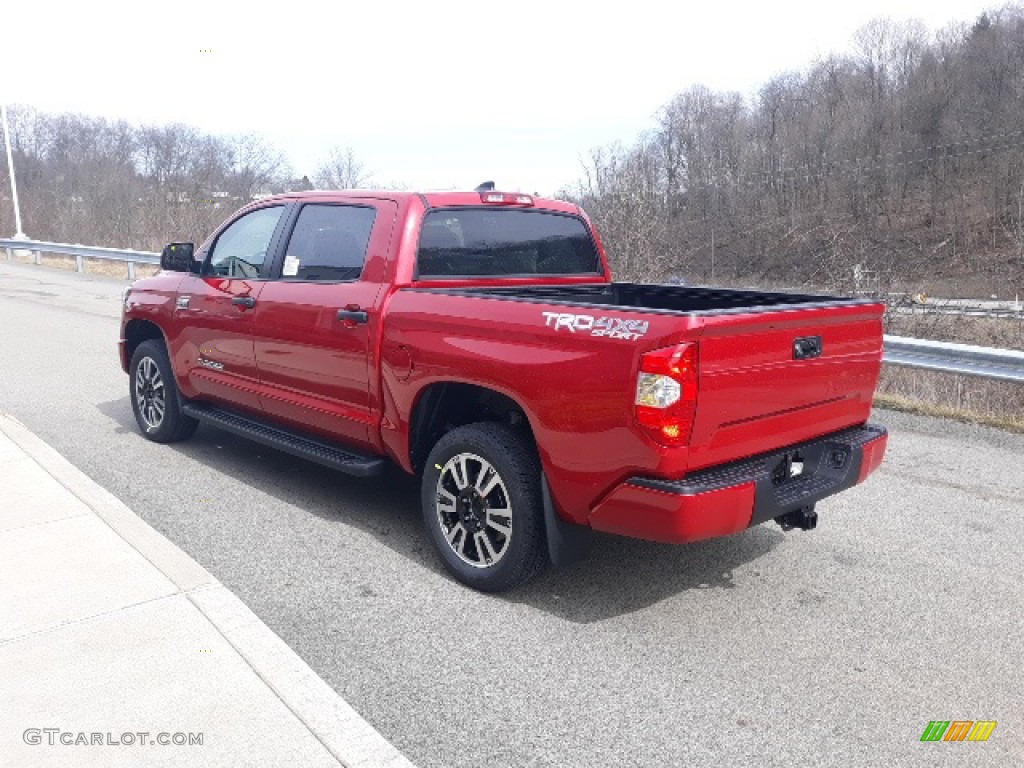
[0,412,415,768]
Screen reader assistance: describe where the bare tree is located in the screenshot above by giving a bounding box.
[7,7,1024,300]
[5,106,293,249]
[226,133,291,200]
[567,8,1024,297]
[314,146,368,189]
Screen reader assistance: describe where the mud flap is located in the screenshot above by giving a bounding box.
[541,472,592,567]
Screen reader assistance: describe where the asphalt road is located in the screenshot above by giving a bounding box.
[1,259,1021,767]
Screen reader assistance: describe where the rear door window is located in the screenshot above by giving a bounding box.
[417,209,601,278]
[279,204,377,281]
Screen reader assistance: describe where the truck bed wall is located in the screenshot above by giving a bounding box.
[431,282,869,315]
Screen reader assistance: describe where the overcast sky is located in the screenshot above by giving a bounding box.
[3,0,1001,194]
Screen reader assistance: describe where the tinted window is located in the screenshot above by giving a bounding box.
[280,204,377,281]
[207,206,284,278]
[417,209,601,278]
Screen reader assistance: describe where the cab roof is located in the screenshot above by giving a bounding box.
[257,189,582,215]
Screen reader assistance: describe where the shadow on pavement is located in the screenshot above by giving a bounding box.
[97,396,433,562]
[97,397,786,623]
[509,527,784,623]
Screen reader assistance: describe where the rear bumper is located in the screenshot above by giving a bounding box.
[588,423,888,544]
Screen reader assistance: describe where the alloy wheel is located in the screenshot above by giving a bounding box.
[435,452,513,568]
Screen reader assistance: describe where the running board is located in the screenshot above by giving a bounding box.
[182,402,385,478]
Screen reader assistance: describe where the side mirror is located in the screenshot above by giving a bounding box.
[160,242,199,273]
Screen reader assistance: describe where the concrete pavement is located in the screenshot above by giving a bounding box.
[0,411,414,768]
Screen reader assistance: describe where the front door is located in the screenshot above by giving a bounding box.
[251,200,396,450]
[172,204,286,413]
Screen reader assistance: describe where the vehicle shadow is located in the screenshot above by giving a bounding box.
[97,397,786,623]
[509,527,784,623]
[96,396,431,562]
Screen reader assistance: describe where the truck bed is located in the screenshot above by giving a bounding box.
[427,282,873,315]
[399,280,885,477]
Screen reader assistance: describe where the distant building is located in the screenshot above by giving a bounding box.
[255,175,315,200]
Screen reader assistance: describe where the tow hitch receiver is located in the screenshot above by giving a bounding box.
[775,505,818,531]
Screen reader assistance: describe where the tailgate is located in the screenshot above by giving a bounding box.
[686,301,884,471]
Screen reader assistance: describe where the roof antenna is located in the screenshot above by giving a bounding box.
[475,181,495,192]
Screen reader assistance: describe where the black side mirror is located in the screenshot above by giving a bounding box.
[160,242,199,273]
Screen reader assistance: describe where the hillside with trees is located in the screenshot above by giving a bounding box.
[3,7,1024,300]
[0,110,366,251]
[565,7,1024,298]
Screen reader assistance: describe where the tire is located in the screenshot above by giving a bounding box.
[129,339,198,443]
[421,422,547,592]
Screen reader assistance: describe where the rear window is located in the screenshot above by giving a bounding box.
[280,204,376,281]
[416,209,601,278]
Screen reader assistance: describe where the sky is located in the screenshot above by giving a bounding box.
[2,0,1003,195]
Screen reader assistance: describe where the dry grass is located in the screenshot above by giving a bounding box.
[877,366,1023,429]
[887,312,1024,351]
[38,254,79,272]
[874,392,1024,434]
[7,252,159,280]
[880,312,1024,432]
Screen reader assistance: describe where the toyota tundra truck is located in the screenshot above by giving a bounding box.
[119,189,888,590]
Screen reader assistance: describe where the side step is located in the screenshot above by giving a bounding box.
[182,402,385,478]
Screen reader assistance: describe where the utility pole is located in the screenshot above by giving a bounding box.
[1,103,27,238]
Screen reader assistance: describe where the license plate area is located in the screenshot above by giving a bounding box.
[767,439,853,506]
[771,450,806,487]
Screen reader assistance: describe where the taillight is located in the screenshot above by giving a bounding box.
[635,343,698,447]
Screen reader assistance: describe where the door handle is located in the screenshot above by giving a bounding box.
[337,308,369,324]
[232,296,257,308]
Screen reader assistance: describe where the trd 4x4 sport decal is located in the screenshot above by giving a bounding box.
[541,312,649,341]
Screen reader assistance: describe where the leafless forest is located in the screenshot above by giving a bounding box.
[0,113,364,251]
[566,8,1024,299]
[2,8,1024,303]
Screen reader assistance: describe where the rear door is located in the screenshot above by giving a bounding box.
[173,204,287,412]
[251,198,397,450]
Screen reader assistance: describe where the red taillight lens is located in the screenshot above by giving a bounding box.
[635,343,698,446]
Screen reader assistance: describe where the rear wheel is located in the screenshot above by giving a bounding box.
[129,340,198,443]
[421,422,546,591]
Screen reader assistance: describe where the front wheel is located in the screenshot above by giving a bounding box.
[421,422,547,592]
[129,340,198,443]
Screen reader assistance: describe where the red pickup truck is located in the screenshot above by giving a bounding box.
[119,189,887,590]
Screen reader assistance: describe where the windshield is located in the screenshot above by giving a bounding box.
[416,208,602,278]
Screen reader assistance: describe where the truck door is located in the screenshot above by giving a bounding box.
[173,204,287,412]
[251,199,397,450]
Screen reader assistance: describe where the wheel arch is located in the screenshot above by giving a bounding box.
[123,318,170,363]
[410,383,591,574]
[408,380,539,476]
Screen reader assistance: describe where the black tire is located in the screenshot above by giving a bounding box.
[129,339,198,443]
[421,422,547,592]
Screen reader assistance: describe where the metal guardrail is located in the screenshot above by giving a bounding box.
[884,335,1024,383]
[889,304,1024,320]
[2,236,1023,383]
[1,237,158,279]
